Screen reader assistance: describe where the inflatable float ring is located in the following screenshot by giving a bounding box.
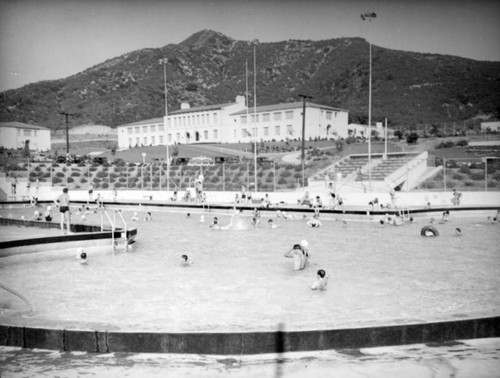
[421,225,439,237]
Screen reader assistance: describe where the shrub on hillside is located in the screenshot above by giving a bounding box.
[456,139,468,147]
[53,177,62,184]
[470,172,484,181]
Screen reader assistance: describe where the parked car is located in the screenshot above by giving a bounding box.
[92,156,108,165]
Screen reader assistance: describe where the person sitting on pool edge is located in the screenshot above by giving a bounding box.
[311,269,328,290]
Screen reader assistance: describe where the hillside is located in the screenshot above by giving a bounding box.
[1,29,499,129]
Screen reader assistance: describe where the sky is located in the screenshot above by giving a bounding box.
[0,0,499,92]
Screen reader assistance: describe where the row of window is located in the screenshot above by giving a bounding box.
[128,129,220,146]
[237,125,293,138]
[127,124,164,135]
[18,129,38,137]
[166,112,219,128]
[240,110,337,124]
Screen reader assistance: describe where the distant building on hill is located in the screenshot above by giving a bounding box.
[481,121,500,132]
[0,122,51,151]
[116,96,351,149]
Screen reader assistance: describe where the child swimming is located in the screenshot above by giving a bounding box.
[180,254,193,266]
[311,269,328,290]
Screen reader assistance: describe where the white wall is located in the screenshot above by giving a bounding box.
[0,126,50,151]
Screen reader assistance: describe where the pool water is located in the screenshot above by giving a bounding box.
[1,207,499,333]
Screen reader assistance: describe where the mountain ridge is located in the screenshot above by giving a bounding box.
[1,29,499,130]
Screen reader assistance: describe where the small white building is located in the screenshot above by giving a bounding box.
[481,121,500,132]
[230,102,348,142]
[0,122,51,151]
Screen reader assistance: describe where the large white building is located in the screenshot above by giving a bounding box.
[116,97,350,149]
[0,122,51,151]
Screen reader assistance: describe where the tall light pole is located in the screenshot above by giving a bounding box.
[253,43,258,194]
[299,94,313,188]
[159,58,170,191]
[361,11,376,192]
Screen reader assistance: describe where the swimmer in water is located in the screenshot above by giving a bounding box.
[180,254,193,266]
[77,248,87,264]
[307,214,322,228]
[455,227,462,236]
[284,244,308,270]
[30,210,42,221]
[210,216,219,228]
[251,216,259,227]
[131,212,139,221]
[442,210,450,222]
[311,269,328,290]
[187,213,191,218]
[268,219,277,229]
[342,220,347,228]
[199,214,205,222]
[144,211,152,221]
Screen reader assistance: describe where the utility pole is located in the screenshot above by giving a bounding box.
[59,112,75,157]
[299,94,313,188]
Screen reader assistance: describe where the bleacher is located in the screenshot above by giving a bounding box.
[355,154,417,182]
[334,156,369,179]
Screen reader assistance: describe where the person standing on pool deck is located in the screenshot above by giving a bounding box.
[54,187,70,234]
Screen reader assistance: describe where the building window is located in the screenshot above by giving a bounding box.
[201,114,205,124]
[204,130,208,139]
[275,126,280,136]
[273,112,282,121]
[241,115,247,124]
[33,130,37,137]
[250,114,259,123]
[128,138,132,146]
[143,137,147,145]
[213,130,218,139]
[142,126,148,133]
[151,136,156,145]
[151,125,156,133]
[158,125,164,132]
[168,134,172,143]
[326,111,332,120]
[167,119,171,127]
[159,135,163,144]
[174,118,178,127]
[213,113,218,124]
[135,137,140,146]
[135,127,140,133]
[127,127,133,134]
[287,125,294,136]
[285,111,293,120]
[197,115,200,125]
[262,113,270,122]
[264,126,269,136]
[176,133,180,142]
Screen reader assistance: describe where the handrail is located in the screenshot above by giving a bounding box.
[0,282,32,312]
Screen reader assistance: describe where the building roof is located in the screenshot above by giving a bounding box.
[168,101,237,116]
[119,118,164,127]
[230,102,347,116]
[0,121,50,130]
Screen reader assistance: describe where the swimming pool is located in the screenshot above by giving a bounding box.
[1,206,499,336]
